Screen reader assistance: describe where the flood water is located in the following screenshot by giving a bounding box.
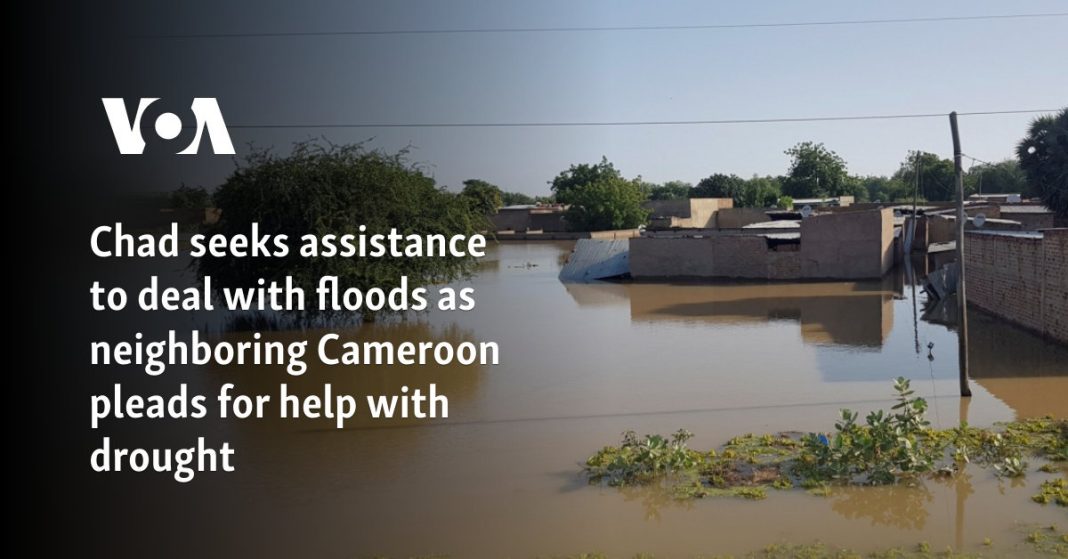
[89,241,1067,558]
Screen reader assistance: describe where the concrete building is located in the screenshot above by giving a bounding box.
[490,204,568,233]
[643,198,777,231]
[969,193,1022,204]
[904,204,1007,252]
[630,207,895,280]
[643,198,734,229]
[926,213,1024,245]
[791,195,854,208]
[999,205,1056,230]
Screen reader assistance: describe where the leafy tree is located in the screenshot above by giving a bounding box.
[964,160,1030,196]
[170,185,211,209]
[460,179,502,215]
[690,174,782,208]
[692,173,745,199]
[860,176,913,203]
[846,180,871,203]
[1017,108,1068,218]
[550,156,624,203]
[892,151,957,202]
[500,191,536,206]
[199,142,483,318]
[564,176,649,231]
[647,180,693,200]
[781,142,855,198]
[735,175,783,208]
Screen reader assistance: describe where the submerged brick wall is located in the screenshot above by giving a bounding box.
[629,208,893,280]
[629,236,803,280]
[965,229,1068,344]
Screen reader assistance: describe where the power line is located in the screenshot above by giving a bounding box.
[225,108,1058,130]
[961,153,997,166]
[151,12,1068,39]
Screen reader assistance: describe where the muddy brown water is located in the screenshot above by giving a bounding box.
[86,241,1067,558]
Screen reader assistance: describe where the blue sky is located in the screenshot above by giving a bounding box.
[112,0,1067,195]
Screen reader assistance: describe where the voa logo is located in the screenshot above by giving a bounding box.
[102,98,235,155]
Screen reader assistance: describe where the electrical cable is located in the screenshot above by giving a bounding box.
[223,108,1060,130]
[149,12,1068,39]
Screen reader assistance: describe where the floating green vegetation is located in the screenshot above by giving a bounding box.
[584,378,1067,502]
[555,529,1068,557]
[743,541,988,559]
[378,528,1068,558]
[1032,478,1068,507]
[1024,524,1068,557]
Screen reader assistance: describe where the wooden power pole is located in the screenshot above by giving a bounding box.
[949,112,972,397]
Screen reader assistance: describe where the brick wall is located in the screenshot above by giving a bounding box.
[1000,212,1055,230]
[630,209,892,280]
[629,236,803,280]
[1041,230,1068,342]
[965,229,1068,344]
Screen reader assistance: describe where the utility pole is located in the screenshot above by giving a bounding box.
[912,150,921,218]
[950,112,972,397]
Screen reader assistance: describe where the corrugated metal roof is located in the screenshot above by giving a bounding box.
[558,239,631,282]
[742,220,800,229]
[967,230,1044,239]
[1000,206,1052,214]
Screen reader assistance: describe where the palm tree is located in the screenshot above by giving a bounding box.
[1016,108,1068,218]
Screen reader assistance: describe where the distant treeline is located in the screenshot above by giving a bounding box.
[171,109,1066,232]
[541,143,1031,209]
[644,148,1030,206]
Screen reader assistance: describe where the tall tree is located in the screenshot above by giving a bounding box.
[563,176,648,231]
[860,176,912,203]
[460,179,502,215]
[964,160,1030,196]
[692,173,744,199]
[550,156,624,203]
[781,142,855,198]
[735,176,782,208]
[201,142,483,319]
[500,191,536,206]
[170,184,211,209]
[647,180,693,200]
[892,151,957,202]
[1017,108,1068,218]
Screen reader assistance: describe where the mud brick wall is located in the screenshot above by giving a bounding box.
[965,229,1068,344]
[629,236,804,280]
[800,208,894,279]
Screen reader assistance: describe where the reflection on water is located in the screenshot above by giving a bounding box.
[569,280,897,348]
[924,296,1068,378]
[89,242,1067,558]
[829,483,934,530]
[616,480,700,522]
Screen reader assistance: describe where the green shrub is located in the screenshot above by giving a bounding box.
[585,429,700,486]
[797,377,936,484]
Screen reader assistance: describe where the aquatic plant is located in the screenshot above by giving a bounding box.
[508,527,1068,558]
[585,429,701,486]
[1023,523,1068,557]
[797,377,936,485]
[1032,478,1067,506]
[584,378,1068,504]
[994,456,1029,478]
